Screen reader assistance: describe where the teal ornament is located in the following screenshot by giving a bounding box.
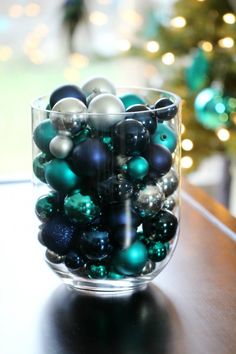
[194,87,230,130]
[148,241,167,262]
[88,264,107,279]
[126,156,149,180]
[186,48,209,91]
[35,192,60,222]
[119,93,145,109]
[107,270,125,280]
[33,152,51,183]
[73,128,91,145]
[64,190,100,224]
[113,240,148,276]
[33,120,57,154]
[45,159,80,193]
[101,135,114,151]
[151,123,177,153]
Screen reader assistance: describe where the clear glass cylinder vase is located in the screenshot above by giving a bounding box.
[32,86,181,294]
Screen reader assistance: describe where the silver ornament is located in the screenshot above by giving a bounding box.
[88,93,125,132]
[81,76,116,98]
[134,184,165,218]
[141,260,156,275]
[45,249,65,264]
[49,135,73,159]
[50,97,87,135]
[163,195,176,211]
[159,168,179,197]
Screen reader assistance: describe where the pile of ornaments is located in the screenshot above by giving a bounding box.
[33,77,179,280]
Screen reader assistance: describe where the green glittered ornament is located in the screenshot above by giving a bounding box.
[33,120,57,154]
[126,156,149,180]
[151,123,177,153]
[119,93,145,109]
[45,159,80,193]
[64,189,100,223]
[88,264,107,279]
[113,240,148,276]
[35,192,60,222]
[33,152,51,183]
[73,128,91,145]
[148,241,167,262]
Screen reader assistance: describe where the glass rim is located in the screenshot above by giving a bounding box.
[31,86,181,117]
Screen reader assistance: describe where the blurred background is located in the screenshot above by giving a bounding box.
[0,0,236,214]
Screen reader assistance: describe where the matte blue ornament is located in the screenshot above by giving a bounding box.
[45,159,80,193]
[33,120,57,154]
[113,119,150,156]
[146,144,172,178]
[154,98,177,121]
[33,152,51,183]
[126,104,157,134]
[41,215,77,255]
[151,123,177,153]
[111,225,137,249]
[80,230,113,261]
[35,192,61,222]
[106,201,141,229]
[65,250,85,269]
[50,84,87,108]
[112,240,148,276]
[119,93,146,109]
[97,175,134,204]
[72,138,111,178]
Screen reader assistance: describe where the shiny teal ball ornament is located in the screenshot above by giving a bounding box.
[33,152,51,183]
[35,192,60,222]
[88,264,108,279]
[126,156,149,180]
[64,190,100,224]
[113,240,148,276]
[151,123,177,153]
[45,159,80,193]
[33,120,57,154]
[119,93,145,109]
[148,241,167,262]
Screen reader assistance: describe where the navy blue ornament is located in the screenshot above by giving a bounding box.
[72,138,111,178]
[111,225,137,249]
[106,201,141,229]
[143,209,178,243]
[154,98,177,121]
[65,250,85,269]
[97,175,134,204]
[113,119,150,156]
[50,84,87,108]
[79,230,113,261]
[146,144,172,178]
[41,216,77,255]
[126,104,157,134]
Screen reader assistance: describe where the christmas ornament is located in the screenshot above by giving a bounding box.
[80,230,113,261]
[126,156,149,180]
[35,192,61,222]
[88,93,125,132]
[45,159,80,193]
[134,184,165,218]
[64,190,100,224]
[50,97,87,136]
[97,175,134,204]
[146,144,172,178]
[140,260,156,275]
[112,240,148,276]
[154,98,177,121]
[33,120,57,154]
[49,84,86,108]
[126,104,157,134]
[45,249,65,264]
[107,270,125,279]
[88,264,108,279]
[38,230,45,245]
[101,135,114,151]
[73,128,91,145]
[33,153,51,183]
[72,138,111,178]
[186,48,209,91]
[163,196,176,211]
[159,168,179,197]
[143,209,178,243]
[82,76,116,98]
[49,135,73,159]
[113,119,150,156]
[119,93,145,109]
[111,225,137,249]
[151,123,177,153]
[148,241,167,262]
[106,201,141,229]
[64,250,85,269]
[41,215,77,255]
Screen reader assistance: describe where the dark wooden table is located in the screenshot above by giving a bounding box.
[0,181,236,354]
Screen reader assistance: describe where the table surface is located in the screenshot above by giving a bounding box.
[0,181,236,354]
